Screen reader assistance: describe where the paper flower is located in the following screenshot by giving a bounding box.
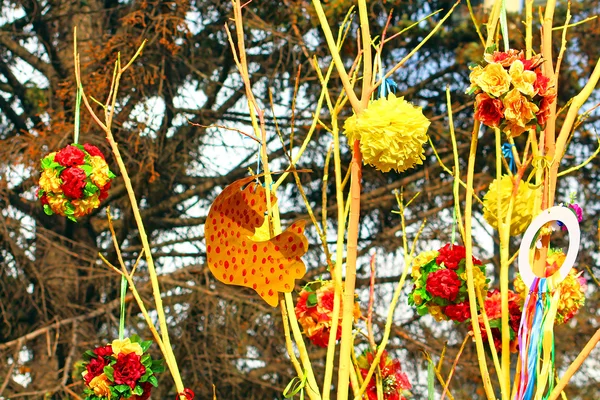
[468,49,556,138]
[37,144,114,221]
[483,175,536,236]
[408,244,488,322]
[357,349,412,400]
[514,249,586,325]
[295,281,361,347]
[81,335,163,400]
[472,289,522,353]
[205,176,308,307]
[343,93,430,173]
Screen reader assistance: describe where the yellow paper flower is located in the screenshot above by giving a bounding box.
[343,94,430,173]
[472,63,511,97]
[39,168,62,193]
[460,266,488,300]
[502,88,539,137]
[111,337,143,356]
[90,155,111,188]
[509,60,537,97]
[412,292,423,306]
[467,65,484,93]
[483,175,536,236]
[427,305,447,322]
[88,374,112,398]
[411,250,439,280]
[46,194,69,215]
[72,193,101,217]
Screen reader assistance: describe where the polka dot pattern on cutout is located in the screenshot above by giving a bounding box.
[205,176,308,307]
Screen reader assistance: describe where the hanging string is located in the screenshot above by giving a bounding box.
[73,86,82,144]
[118,275,127,340]
[502,143,517,174]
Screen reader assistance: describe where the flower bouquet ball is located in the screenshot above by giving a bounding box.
[472,289,522,353]
[37,143,115,221]
[295,280,361,347]
[483,175,536,236]
[408,244,488,322]
[357,349,412,400]
[81,336,164,400]
[343,93,430,173]
[467,49,556,138]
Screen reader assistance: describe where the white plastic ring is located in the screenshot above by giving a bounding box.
[518,206,580,291]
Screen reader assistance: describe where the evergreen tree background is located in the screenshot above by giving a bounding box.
[0,0,599,398]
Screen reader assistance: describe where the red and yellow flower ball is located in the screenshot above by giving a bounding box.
[81,336,163,400]
[467,49,557,138]
[37,143,115,221]
[357,349,412,400]
[295,280,361,347]
[408,244,489,322]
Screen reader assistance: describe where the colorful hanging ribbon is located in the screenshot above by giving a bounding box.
[516,278,560,400]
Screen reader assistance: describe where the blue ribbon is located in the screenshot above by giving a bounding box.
[378,78,398,99]
[502,143,517,174]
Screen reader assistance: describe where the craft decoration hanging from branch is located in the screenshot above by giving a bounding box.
[205,176,308,307]
[515,206,581,400]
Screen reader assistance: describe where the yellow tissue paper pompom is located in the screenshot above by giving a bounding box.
[483,175,535,236]
[343,94,430,173]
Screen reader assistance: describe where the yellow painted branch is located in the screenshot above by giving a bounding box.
[464,123,496,400]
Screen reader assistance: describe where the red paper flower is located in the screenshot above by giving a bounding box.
[84,356,107,385]
[179,388,195,400]
[359,350,412,400]
[84,143,105,160]
[113,352,146,389]
[533,71,551,97]
[475,290,522,353]
[426,269,461,301]
[537,95,555,126]
[474,93,505,128]
[444,302,472,322]
[99,181,111,202]
[54,145,85,167]
[131,382,153,400]
[60,167,87,199]
[436,244,481,270]
[93,345,113,358]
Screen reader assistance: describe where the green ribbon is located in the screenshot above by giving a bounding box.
[427,356,435,400]
[74,86,82,144]
[283,372,306,400]
[119,275,127,340]
[499,0,510,51]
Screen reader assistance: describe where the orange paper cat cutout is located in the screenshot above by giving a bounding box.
[205,176,308,307]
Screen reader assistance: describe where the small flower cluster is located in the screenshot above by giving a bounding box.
[483,175,536,236]
[343,93,430,173]
[81,336,164,400]
[557,202,583,231]
[295,281,361,347]
[408,244,488,322]
[38,144,115,221]
[467,49,556,138]
[514,249,586,325]
[356,349,412,400]
[472,289,523,353]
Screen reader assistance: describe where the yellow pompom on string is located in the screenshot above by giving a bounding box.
[343,93,431,173]
[483,175,535,236]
